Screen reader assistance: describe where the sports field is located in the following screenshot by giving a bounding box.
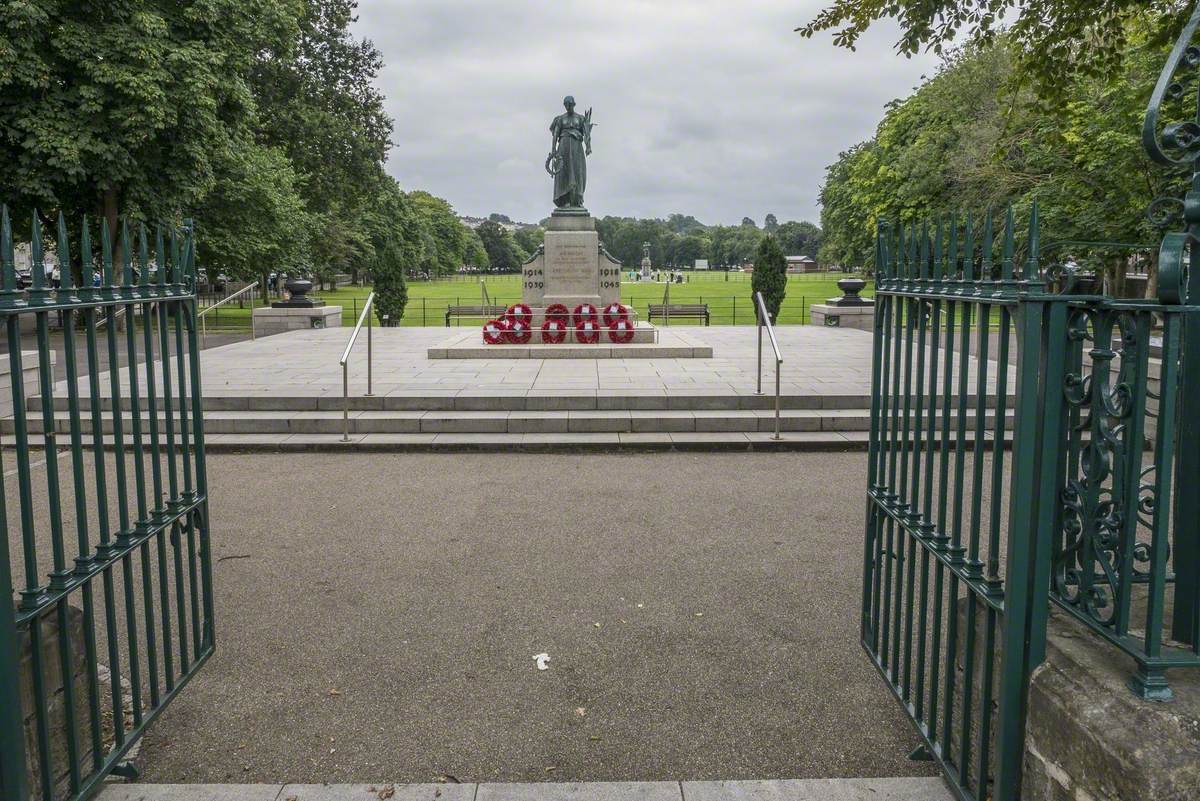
[199,271,873,330]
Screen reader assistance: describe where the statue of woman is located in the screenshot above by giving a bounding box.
[546,96,593,210]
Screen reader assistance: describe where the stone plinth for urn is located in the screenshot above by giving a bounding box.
[253,274,341,337]
[808,276,875,331]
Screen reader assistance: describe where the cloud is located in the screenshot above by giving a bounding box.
[355,0,940,226]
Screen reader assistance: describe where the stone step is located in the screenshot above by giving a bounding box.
[96,778,954,801]
[7,408,1014,436]
[2,429,1022,452]
[36,391,1017,414]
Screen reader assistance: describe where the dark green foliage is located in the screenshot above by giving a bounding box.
[775,220,822,259]
[817,29,1181,291]
[372,239,409,325]
[751,235,787,321]
[0,0,300,225]
[513,226,545,256]
[592,215,817,269]
[362,178,421,323]
[798,1,1189,97]
[408,191,467,274]
[194,143,309,281]
[476,220,527,272]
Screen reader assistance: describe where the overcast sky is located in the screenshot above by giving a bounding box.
[354,1,942,227]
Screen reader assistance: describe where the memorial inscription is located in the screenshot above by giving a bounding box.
[545,234,599,297]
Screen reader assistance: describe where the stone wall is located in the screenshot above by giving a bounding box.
[16,603,98,801]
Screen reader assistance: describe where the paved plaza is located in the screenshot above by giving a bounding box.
[186,326,881,401]
[89,451,938,785]
[13,324,1016,450]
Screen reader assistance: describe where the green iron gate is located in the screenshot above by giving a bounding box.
[863,208,1200,801]
[864,10,1200,799]
[0,209,212,801]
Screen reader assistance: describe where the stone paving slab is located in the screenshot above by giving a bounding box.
[96,780,954,801]
[98,786,286,801]
[279,784,475,801]
[681,777,952,800]
[477,782,682,801]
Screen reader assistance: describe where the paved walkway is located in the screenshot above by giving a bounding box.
[120,452,936,784]
[98,778,952,800]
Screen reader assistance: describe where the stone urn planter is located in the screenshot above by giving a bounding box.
[273,276,324,308]
[828,277,871,307]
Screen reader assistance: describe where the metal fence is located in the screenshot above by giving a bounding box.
[863,207,1200,801]
[0,208,212,801]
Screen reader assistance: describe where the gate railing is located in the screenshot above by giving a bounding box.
[864,209,1039,801]
[0,207,212,801]
[864,205,1200,801]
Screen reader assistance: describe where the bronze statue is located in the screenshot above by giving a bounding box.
[546,96,593,210]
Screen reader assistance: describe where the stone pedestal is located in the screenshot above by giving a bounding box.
[522,214,621,310]
[1023,606,1200,800]
[809,303,875,331]
[252,305,342,338]
[0,350,52,418]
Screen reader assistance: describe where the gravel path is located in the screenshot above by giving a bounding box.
[136,452,932,784]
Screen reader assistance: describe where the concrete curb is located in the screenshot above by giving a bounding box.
[96,777,954,801]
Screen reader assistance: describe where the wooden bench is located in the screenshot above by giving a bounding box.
[647,303,710,326]
[445,305,507,326]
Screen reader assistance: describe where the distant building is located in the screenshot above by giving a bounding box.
[786,255,819,273]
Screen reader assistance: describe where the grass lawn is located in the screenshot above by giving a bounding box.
[199,271,874,330]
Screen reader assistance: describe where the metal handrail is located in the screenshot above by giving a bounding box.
[94,305,126,329]
[198,281,259,342]
[754,291,783,440]
[339,291,375,441]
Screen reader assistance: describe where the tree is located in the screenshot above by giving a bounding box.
[741,216,757,228]
[408,191,466,274]
[513,226,545,255]
[476,220,526,272]
[372,238,409,325]
[764,213,779,233]
[488,212,513,224]
[250,0,392,277]
[0,0,300,249]
[797,1,1189,96]
[463,228,490,270]
[666,213,706,234]
[361,177,422,323]
[674,232,710,267]
[195,142,309,287]
[815,26,1185,291]
[775,221,822,258]
[752,236,788,321]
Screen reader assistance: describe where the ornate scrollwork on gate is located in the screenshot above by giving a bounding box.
[1053,307,1150,628]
